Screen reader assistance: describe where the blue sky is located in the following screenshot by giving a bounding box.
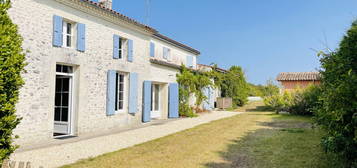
[94,0,357,84]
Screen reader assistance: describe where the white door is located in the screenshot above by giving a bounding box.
[151,84,161,118]
[54,66,73,136]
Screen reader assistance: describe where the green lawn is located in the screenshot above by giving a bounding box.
[63,102,340,168]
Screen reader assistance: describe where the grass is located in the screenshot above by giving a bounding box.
[62,102,340,168]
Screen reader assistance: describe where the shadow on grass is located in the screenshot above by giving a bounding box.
[203,115,339,168]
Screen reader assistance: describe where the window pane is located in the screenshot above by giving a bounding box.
[119,92,124,100]
[55,78,62,92]
[119,74,124,82]
[119,39,122,49]
[56,65,62,72]
[115,73,118,111]
[61,108,68,122]
[119,101,123,110]
[67,23,72,34]
[154,85,159,111]
[119,83,124,91]
[119,50,122,59]
[67,35,71,47]
[62,93,69,106]
[62,78,69,91]
[54,107,61,121]
[55,93,61,106]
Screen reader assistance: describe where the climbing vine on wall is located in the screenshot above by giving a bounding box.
[176,65,213,117]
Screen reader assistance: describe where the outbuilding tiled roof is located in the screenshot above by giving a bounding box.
[277,72,321,81]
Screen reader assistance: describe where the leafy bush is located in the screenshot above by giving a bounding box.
[289,85,322,115]
[314,21,357,167]
[0,0,26,164]
[264,91,293,113]
[263,85,321,115]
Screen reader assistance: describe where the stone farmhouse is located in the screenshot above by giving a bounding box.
[8,0,216,148]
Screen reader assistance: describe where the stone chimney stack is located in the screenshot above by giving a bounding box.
[99,0,112,9]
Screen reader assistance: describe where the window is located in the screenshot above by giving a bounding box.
[163,47,170,60]
[115,72,126,111]
[118,38,128,59]
[63,20,75,48]
[56,64,73,73]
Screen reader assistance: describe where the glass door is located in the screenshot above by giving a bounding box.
[151,84,161,118]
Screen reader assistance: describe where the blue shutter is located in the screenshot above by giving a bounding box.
[163,47,168,59]
[169,83,179,118]
[142,81,152,122]
[187,55,193,68]
[106,70,116,116]
[113,35,120,59]
[53,15,63,47]
[129,72,138,114]
[127,39,133,62]
[77,23,86,52]
[150,42,155,57]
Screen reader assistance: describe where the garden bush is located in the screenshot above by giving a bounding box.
[263,85,321,115]
[314,20,357,167]
[263,91,293,113]
[0,0,26,165]
[289,85,321,115]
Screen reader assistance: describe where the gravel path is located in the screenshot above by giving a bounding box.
[11,111,241,168]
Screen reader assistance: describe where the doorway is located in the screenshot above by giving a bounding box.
[54,65,74,137]
[151,84,161,119]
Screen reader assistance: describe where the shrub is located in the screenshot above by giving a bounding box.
[0,0,26,165]
[264,91,293,113]
[263,85,321,115]
[314,20,357,167]
[289,85,322,115]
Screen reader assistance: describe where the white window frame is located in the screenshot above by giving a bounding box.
[118,38,128,60]
[163,47,171,61]
[54,64,75,138]
[115,72,127,113]
[62,20,76,48]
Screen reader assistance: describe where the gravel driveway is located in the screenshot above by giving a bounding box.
[11,111,241,168]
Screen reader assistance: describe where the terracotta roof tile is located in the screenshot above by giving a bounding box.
[276,72,321,81]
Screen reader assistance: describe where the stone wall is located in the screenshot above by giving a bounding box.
[8,0,198,147]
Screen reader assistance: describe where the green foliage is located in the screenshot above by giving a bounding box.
[314,21,357,167]
[263,85,321,115]
[289,85,322,115]
[220,66,249,106]
[249,80,280,97]
[264,91,293,113]
[0,0,26,164]
[176,66,212,117]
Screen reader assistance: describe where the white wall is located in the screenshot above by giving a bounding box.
[9,0,197,147]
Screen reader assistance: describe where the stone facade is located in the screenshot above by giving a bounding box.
[9,0,199,147]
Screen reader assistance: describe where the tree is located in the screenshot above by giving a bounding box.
[315,20,357,167]
[0,0,26,164]
[221,66,249,106]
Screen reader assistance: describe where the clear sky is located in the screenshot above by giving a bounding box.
[94,0,357,84]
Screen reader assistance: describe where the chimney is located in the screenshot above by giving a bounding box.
[99,0,112,9]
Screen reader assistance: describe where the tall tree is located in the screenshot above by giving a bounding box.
[315,20,357,167]
[0,0,26,164]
